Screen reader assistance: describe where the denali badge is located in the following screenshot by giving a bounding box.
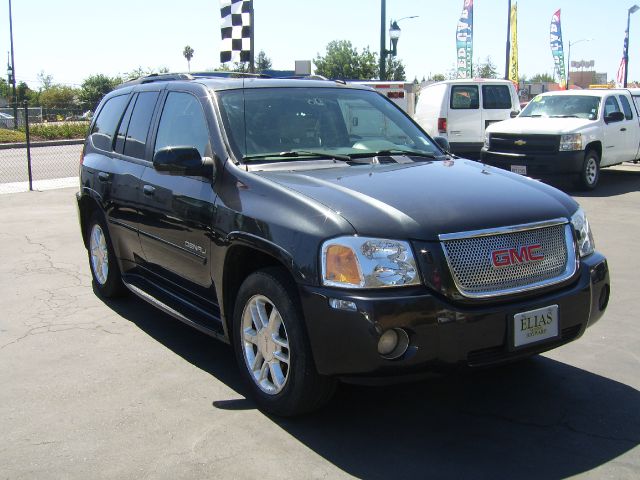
[514,139,527,146]
[491,244,544,268]
[185,241,206,255]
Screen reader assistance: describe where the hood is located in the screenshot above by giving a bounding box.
[254,159,578,240]
[487,116,597,135]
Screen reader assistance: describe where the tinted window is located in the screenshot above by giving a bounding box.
[124,91,159,159]
[604,96,621,117]
[91,94,129,151]
[154,92,211,157]
[114,96,135,154]
[618,95,634,120]
[482,85,512,109]
[450,85,479,109]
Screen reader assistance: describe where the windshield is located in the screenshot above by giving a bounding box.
[216,87,442,162]
[520,95,600,120]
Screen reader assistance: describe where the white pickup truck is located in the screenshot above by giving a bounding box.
[481,89,640,189]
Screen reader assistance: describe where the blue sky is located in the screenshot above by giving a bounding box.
[1,0,638,88]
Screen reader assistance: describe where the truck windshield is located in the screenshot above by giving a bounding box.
[520,95,600,120]
[216,87,441,162]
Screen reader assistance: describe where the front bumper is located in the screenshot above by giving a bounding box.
[300,252,609,377]
[480,148,585,176]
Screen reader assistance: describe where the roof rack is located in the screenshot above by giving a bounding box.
[191,71,271,79]
[116,71,272,89]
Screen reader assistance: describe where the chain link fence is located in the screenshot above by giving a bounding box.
[0,102,87,194]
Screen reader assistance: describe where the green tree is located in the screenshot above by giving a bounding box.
[475,56,498,78]
[39,85,78,109]
[428,73,446,82]
[37,71,54,90]
[0,78,10,99]
[314,40,378,80]
[529,73,555,83]
[16,81,32,103]
[385,57,406,81]
[124,66,170,81]
[79,74,122,110]
[256,50,272,73]
[183,45,194,72]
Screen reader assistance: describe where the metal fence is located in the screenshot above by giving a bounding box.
[0,102,85,194]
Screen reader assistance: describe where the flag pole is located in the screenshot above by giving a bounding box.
[504,0,511,80]
[249,0,255,73]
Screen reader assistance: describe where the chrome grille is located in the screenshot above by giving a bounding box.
[440,222,576,298]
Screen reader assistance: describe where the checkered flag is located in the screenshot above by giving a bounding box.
[219,0,253,63]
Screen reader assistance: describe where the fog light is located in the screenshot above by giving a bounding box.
[328,298,357,311]
[377,328,410,359]
[378,330,398,355]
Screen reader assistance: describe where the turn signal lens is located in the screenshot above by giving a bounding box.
[324,245,363,287]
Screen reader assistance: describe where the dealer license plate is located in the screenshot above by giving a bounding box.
[511,165,527,175]
[513,305,559,348]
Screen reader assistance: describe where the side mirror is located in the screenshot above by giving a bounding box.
[510,110,520,118]
[604,111,625,124]
[433,136,451,152]
[153,146,213,178]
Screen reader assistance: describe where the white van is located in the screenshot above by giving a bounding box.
[414,79,520,156]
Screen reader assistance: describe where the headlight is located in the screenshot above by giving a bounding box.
[483,132,491,149]
[321,236,420,288]
[559,133,583,151]
[570,208,595,257]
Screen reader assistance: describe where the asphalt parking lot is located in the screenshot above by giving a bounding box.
[1,165,639,479]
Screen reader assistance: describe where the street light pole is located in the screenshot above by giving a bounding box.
[8,0,18,129]
[505,0,511,80]
[625,4,639,87]
[380,0,387,80]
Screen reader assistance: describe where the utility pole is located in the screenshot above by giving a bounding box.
[8,0,18,129]
[380,0,387,80]
[504,0,511,80]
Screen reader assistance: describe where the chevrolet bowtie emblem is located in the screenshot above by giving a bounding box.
[514,139,527,146]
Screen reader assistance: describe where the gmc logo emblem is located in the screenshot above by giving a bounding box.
[491,244,544,268]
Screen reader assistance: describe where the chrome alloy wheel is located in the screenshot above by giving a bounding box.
[90,223,109,286]
[585,156,598,185]
[241,294,290,395]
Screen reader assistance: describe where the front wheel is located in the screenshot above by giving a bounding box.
[577,150,600,191]
[233,268,336,416]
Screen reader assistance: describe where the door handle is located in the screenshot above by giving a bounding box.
[620,127,627,131]
[97,172,110,182]
[143,185,156,196]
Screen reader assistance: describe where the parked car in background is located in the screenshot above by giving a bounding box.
[414,79,520,157]
[481,89,640,190]
[0,112,15,128]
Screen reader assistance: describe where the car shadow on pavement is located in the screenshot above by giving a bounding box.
[548,166,640,198]
[99,291,639,480]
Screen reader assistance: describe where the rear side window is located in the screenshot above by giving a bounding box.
[604,96,621,117]
[91,95,130,151]
[482,85,512,109]
[450,85,479,109]
[123,91,160,159]
[618,95,634,120]
[154,92,211,158]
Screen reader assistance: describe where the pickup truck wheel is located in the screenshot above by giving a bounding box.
[87,212,126,298]
[233,268,336,416]
[577,150,600,190]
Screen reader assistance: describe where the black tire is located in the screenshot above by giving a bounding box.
[86,211,126,298]
[232,267,337,416]
[576,150,600,191]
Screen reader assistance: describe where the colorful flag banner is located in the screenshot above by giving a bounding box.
[456,0,474,78]
[550,9,566,88]
[220,0,253,63]
[616,28,629,87]
[509,2,518,86]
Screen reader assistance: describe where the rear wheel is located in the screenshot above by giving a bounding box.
[233,268,336,416]
[577,150,600,190]
[87,212,126,297]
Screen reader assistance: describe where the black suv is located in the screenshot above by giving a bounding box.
[77,74,610,416]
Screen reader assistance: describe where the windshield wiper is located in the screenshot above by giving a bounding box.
[550,115,578,118]
[347,149,439,159]
[242,150,350,162]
